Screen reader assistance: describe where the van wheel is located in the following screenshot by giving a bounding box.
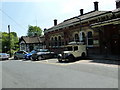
[81,52,85,58]
[58,59,62,62]
[68,55,75,62]
[58,57,62,62]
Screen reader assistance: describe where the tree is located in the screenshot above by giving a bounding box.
[2,32,19,53]
[27,25,42,36]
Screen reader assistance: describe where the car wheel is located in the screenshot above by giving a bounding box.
[14,56,18,60]
[37,56,43,60]
[29,56,33,60]
[68,55,75,62]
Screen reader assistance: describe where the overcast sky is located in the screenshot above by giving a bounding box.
[0,0,116,37]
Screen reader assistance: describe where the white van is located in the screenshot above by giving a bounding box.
[58,42,86,62]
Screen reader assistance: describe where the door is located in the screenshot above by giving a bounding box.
[73,46,79,57]
[111,35,120,55]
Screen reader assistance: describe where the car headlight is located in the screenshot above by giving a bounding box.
[58,54,62,57]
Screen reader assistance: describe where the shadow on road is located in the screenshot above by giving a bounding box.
[57,57,119,66]
[90,59,119,65]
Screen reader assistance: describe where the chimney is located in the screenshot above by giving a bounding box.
[80,9,84,15]
[94,1,99,11]
[44,28,47,31]
[54,19,57,26]
[116,0,120,9]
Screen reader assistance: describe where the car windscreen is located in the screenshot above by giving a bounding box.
[64,46,73,51]
[39,49,48,52]
[0,53,5,55]
[31,50,37,53]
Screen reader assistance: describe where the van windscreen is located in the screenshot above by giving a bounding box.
[64,46,72,51]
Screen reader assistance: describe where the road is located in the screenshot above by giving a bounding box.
[1,58,119,88]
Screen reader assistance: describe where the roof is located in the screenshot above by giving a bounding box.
[112,8,120,12]
[45,11,109,33]
[20,36,45,44]
[91,18,120,27]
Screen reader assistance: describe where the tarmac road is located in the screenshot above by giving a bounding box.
[1,59,119,88]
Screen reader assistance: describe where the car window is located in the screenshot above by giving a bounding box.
[19,51,23,54]
[16,51,27,54]
[74,46,78,51]
[31,50,37,53]
[39,49,48,52]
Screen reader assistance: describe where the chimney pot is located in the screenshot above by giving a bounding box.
[54,19,57,26]
[94,1,99,11]
[44,28,47,31]
[80,9,84,15]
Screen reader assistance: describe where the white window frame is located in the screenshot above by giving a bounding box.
[87,31,93,47]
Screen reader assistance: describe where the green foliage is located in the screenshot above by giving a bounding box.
[1,32,19,54]
[27,25,42,36]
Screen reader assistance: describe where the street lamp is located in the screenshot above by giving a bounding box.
[76,9,88,56]
[75,9,84,43]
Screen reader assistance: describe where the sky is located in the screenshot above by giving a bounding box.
[0,0,116,37]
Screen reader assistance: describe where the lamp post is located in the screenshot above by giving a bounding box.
[76,9,88,56]
[75,9,83,42]
[8,25,11,57]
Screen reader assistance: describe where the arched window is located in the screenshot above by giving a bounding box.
[80,32,85,43]
[74,33,79,42]
[55,37,58,46]
[87,31,93,45]
[51,37,54,47]
[58,36,61,46]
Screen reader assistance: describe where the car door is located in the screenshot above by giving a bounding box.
[73,46,79,57]
[19,51,25,58]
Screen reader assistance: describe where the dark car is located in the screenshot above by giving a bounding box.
[24,50,37,60]
[14,50,28,60]
[32,49,56,61]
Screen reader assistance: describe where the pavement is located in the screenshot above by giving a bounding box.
[87,54,120,61]
[9,55,120,60]
[8,55,120,66]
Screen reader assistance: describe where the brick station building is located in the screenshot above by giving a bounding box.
[44,1,120,56]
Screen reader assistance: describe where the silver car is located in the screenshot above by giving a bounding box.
[0,53,10,60]
[14,50,28,60]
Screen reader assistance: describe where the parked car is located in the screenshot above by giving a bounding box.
[32,49,56,60]
[24,50,37,60]
[58,42,86,62]
[0,53,10,60]
[14,50,28,60]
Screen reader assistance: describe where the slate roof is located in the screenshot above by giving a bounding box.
[113,7,120,12]
[45,11,109,33]
[20,36,45,44]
